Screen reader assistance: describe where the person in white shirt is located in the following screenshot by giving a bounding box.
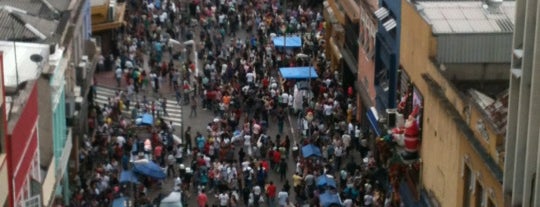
[246,71,255,84]
[115,67,123,87]
[281,92,289,108]
[342,133,351,152]
[218,192,229,207]
[277,189,289,206]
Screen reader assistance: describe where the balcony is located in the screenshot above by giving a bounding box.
[91,0,126,32]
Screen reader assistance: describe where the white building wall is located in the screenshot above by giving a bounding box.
[504,0,540,206]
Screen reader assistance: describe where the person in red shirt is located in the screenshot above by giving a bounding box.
[266,181,277,207]
[154,145,163,164]
[197,189,208,207]
[262,76,269,89]
[261,160,270,173]
[272,150,281,171]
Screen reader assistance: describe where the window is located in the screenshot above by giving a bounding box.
[463,165,472,207]
[344,17,359,59]
[475,181,484,207]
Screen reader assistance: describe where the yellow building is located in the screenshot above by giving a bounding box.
[396,0,513,206]
[91,0,126,55]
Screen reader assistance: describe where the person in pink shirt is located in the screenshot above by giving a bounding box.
[197,189,208,207]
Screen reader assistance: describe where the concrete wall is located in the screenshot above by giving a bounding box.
[441,63,510,81]
[504,0,540,205]
[400,0,504,206]
[37,76,53,168]
[357,0,377,106]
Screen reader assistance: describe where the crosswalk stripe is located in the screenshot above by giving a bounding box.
[93,86,185,126]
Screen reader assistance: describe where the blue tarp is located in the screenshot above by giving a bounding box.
[140,113,153,126]
[302,144,322,158]
[119,170,140,184]
[273,36,302,48]
[317,175,337,188]
[279,67,318,80]
[319,192,342,207]
[112,197,129,207]
[133,160,166,179]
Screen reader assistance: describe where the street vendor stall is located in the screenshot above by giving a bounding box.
[316,175,337,189]
[319,191,342,207]
[273,35,302,48]
[301,144,322,158]
[133,159,167,179]
[279,67,319,80]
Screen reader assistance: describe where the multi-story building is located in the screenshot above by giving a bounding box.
[1,41,49,206]
[323,0,381,132]
[392,0,513,206]
[0,0,94,205]
[0,52,8,207]
[91,0,126,56]
[504,0,540,205]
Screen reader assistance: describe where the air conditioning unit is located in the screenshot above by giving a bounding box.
[386,108,397,128]
[76,61,87,86]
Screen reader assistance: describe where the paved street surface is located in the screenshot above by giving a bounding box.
[93,75,301,206]
[81,0,379,206]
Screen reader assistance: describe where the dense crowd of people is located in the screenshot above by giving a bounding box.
[69,0,395,206]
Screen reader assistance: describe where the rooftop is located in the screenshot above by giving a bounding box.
[417,1,515,34]
[454,80,508,135]
[0,41,50,88]
[0,6,60,43]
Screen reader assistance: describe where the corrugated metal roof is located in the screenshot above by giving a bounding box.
[0,6,59,41]
[16,11,58,37]
[0,0,60,20]
[0,10,40,40]
[418,1,515,34]
[436,34,512,63]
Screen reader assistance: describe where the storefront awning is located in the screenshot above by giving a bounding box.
[367,107,382,137]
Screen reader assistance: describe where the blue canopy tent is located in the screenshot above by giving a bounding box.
[133,160,167,179]
[273,36,302,48]
[138,113,153,126]
[112,196,129,207]
[319,192,342,207]
[119,170,140,184]
[279,67,319,80]
[317,175,337,188]
[302,144,322,158]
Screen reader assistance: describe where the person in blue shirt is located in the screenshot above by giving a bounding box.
[196,132,206,151]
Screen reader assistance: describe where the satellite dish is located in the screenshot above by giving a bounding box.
[30,54,43,63]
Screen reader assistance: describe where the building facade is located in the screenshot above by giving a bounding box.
[0,0,94,205]
[395,0,512,206]
[0,52,8,207]
[504,0,540,205]
[40,0,95,205]
[91,0,126,56]
[4,81,41,207]
[323,0,380,130]
[374,0,400,111]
